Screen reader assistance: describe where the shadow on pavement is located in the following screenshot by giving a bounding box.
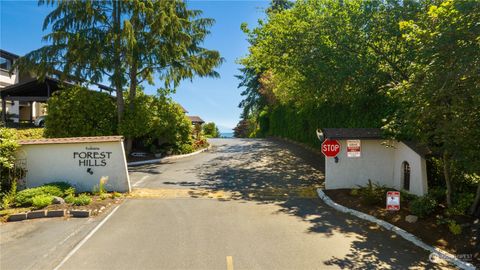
[165,138,445,269]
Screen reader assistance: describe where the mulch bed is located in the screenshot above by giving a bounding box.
[324,189,479,267]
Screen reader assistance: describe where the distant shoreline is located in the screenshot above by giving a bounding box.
[220,132,234,138]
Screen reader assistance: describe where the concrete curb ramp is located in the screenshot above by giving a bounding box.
[316,189,476,270]
[127,146,211,167]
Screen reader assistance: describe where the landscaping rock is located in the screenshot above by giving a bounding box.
[70,210,91,218]
[7,213,27,222]
[52,196,65,204]
[405,215,418,223]
[27,210,47,219]
[47,210,66,218]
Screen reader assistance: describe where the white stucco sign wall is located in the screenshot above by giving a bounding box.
[16,136,131,192]
[325,139,428,196]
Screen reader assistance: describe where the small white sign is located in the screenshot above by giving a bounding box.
[386,191,400,211]
[347,140,361,158]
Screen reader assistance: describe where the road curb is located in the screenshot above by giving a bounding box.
[127,145,212,167]
[70,210,91,218]
[316,188,476,270]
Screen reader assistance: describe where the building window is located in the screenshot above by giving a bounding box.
[0,56,12,71]
[402,161,411,191]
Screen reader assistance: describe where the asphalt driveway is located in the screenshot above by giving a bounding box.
[1,139,450,269]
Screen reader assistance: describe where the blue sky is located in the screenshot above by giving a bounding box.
[0,0,269,132]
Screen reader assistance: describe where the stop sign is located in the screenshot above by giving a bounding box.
[321,139,341,157]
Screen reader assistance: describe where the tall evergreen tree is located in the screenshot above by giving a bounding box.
[16,0,222,152]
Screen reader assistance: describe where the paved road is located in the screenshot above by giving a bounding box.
[1,139,449,269]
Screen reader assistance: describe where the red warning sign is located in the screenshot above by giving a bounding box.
[386,191,400,211]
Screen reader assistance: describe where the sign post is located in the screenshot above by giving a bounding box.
[386,191,400,211]
[347,140,361,158]
[321,139,341,157]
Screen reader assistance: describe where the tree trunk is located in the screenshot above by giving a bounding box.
[443,151,453,208]
[112,0,125,127]
[124,65,138,155]
[470,183,480,216]
[123,6,140,156]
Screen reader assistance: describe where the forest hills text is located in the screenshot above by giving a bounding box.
[73,149,113,167]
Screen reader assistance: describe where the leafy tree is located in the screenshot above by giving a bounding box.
[203,122,220,138]
[148,94,193,153]
[236,0,294,122]
[233,118,256,138]
[45,86,117,138]
[386,0,480,209]
[238,0,421,144]
[239,0,480,215]
[16,0,222,152]
[236,67,265,119]
[266,0,293,14]
[119,90,155,140]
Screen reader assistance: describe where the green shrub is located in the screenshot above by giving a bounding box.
[45,86,117,138]
[358,180,388,205]
[1,181,17,209]
[177,143,194,154]
[202,122,220,138]
[15,188,51,206]
[428,186,446,203]
[64,194,74,204]
[65,187,75,197]
[14,182,72,206]
[409,196,437,218]
[31,195,53,209]
[128,94,194,155]
[42,182,73,195]
[111,192,121,199]
[0,128,22,194]
[72,194,92,206]
[119,93,155,140]
[149,98,193,154]
[449,192,475,216]
[259,103,386,147]
[350,188,359,196]
[448,221,462,235]
[14,128,44,140]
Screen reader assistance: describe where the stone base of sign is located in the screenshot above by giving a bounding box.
[47,209,66,218]
[316,188,475,270]
[7,213,27,222]
[127,145,212,166]
[70,210,91,218]
[26,210,47,219]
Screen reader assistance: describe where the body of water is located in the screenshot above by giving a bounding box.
[220,132,234,138]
